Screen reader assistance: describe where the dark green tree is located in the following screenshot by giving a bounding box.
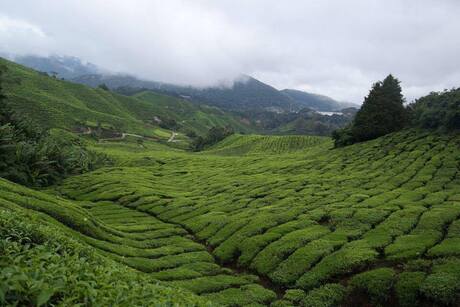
[333,75,407,146]
[0,64,111,186]
[409,88,460,130]
[98,83,110,91]
[352,75,407,142]
[191,126,234,151]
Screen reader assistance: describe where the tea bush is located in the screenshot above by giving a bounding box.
[2,128,459,305]
[348,268,396,304]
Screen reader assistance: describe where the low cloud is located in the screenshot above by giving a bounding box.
[0,0,459,103]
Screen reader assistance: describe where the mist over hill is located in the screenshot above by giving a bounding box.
[11,54,100,79]
[281,89,359,112]
[6,54,356,113]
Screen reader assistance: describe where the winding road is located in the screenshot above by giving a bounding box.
[168,132,178,142]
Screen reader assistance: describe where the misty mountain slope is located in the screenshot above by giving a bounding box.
[185,75,299,112]
[71,73,356,136]
[73,73,162,89]
[132,91,253,135]
[12,54,100,79]
[74,73,300,112]
[1,57,252,137]
[9,54,355,115]
[281,89,358,112]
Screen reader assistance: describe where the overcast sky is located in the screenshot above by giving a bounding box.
[0,0,459,103]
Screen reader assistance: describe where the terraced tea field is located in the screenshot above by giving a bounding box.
[2,130,460,306]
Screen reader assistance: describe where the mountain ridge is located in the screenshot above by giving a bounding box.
[281,88,359,112]
[6,54,356,113]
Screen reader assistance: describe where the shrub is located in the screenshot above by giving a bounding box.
[395,272,426,307]
[420,258,460,305]
[203,284,277,306]
[296,241,378,290]
[283,289,306,304]
[348,268,396,304]
[421,273,459,305]
[302,283,346,307]
[0,209,207,306]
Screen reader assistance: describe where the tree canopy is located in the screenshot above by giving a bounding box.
[409,88,460,130]
[0,64,111,186]
[333,75,408,147]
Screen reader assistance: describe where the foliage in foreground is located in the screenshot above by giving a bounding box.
[49,128,459,306]
[0,208,209,306]
[0,64,111,187]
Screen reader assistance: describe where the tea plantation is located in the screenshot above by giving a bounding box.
[1,127,460,306]
[0,57,252,139]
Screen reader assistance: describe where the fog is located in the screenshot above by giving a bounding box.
[1,0,459,102]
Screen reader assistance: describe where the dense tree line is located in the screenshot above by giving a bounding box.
[409,88,460,130]
[333,75,459,147]
[191,126,234,151]
[0,65,111,187]
[234,108,355,136]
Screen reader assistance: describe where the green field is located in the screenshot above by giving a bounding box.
[2,128,460,306]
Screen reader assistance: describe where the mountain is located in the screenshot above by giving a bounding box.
[9,54,356,114]
[12,54,100,79]
[0,57,253,138]
[73,74,300,112]
[281,89,359,112]
[5,55,356,136]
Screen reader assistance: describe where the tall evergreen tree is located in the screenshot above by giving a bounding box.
[332,75,407,147]
[352,74,406,142]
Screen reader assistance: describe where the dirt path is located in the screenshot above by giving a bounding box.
[122,133,143,138]
[77,128,165,142]
[168,131,178,142]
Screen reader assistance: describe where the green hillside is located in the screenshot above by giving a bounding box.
[0,188,208,306]
[281,89,357,112]
[207,134,329,155]
[133,91,253,135]
[73,73,300,112]
[2,127,460,306]
[0,57,252,139]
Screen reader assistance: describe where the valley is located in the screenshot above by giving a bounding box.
[1,46,459,306]
[2,125,460,306]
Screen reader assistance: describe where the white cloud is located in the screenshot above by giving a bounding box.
[0,0,459,102]
[0,15,52,56]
